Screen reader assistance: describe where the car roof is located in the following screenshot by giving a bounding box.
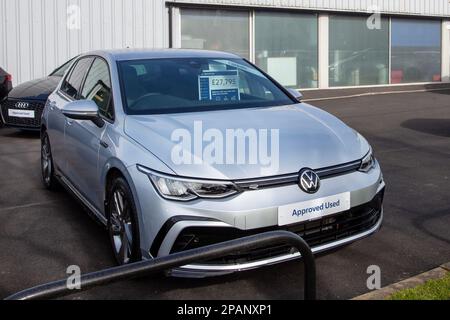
[85,49,242,62]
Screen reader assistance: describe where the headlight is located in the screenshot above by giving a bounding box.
[137,165,240,201]
[359,149,376,173]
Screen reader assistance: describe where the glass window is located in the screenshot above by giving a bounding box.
[81,58,113,120]
[391,19,441,83]
[118,58,294,115]
[180,9,250,59]
[60,58,94,99]
[50,56,77,77]
[255,12,318,89]
[329,15,389,87]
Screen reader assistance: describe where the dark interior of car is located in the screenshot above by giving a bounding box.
[119,59,288,113]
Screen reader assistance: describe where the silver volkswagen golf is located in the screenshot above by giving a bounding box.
[41,49,385,277]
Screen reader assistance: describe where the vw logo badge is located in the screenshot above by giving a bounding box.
[299,169,320,194]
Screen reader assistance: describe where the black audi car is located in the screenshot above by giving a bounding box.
[0,58,75,130]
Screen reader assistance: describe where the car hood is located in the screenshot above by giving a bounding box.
[124,103,370,180]
[8,76,60,100]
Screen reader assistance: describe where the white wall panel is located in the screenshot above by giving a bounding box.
[0,0,169,85]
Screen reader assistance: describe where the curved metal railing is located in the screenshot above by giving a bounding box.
[5,231,316,300]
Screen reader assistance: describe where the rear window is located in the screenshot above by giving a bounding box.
[118,58,294,114]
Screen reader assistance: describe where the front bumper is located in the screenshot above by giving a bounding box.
[130,159,385,278]
[169,189,384,278]
[171,212,383,277]
[0,98,44,130]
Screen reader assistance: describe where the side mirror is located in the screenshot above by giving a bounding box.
[62,100,99,120]
[62,100,104,127]
[288,88,303,102]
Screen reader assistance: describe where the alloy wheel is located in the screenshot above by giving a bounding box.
[41,135,52,185]
[109,188,134,264]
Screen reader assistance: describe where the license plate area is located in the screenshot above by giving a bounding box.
[278,192,351,226]
[8,109,35,118]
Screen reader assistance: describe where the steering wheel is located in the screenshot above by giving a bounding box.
[129,93,162,109]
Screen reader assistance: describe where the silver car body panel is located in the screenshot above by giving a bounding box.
[123,103,370,180]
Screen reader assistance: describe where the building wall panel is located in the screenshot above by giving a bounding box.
[0,0,168,85]
[170,0,450,17]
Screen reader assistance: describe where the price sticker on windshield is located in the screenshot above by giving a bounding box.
[199,70,240,102]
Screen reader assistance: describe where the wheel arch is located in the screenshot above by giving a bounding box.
[101,160,142,223]
[103,162,144,263]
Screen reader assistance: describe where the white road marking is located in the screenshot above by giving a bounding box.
[0,200,61,213]
[303,87,450,102]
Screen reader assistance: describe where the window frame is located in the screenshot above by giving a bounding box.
[389,17,442,84]
[172,6,445,89]
[79,56,115,123]
[179,7,252,60]
[59,55,115,124]
[328,14,390,87]
[253,10,319,89]
[175,7,320,90]
[59,57,95,101]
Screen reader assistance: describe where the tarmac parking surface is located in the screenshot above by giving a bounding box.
[0,90,449,300]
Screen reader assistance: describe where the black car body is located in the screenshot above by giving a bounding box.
[0,59,74,130]
[0,67,12,102]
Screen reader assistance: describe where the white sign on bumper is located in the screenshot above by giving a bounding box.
[8,109,35,118]
[278,192,351,226]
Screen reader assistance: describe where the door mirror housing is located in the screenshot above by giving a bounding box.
[62,100,99,120]
[61,100,105,127]
[288,88,303,102]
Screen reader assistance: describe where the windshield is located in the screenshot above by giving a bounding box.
[118,58,295,114]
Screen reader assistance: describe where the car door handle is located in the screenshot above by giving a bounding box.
[100,140,109,149]
[66,118,74,126]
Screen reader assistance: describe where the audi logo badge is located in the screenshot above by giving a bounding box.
[299,169,321,194]
[15,102,30,109]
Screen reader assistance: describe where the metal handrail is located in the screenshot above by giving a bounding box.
[5,231,316,300]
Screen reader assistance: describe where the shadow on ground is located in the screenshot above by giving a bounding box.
[401,119,450,137]
[2,129,40,139]
[424,85,450,95]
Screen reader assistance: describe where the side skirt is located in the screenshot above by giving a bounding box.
[55,172,108,228]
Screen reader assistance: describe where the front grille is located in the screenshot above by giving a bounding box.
[234,160,362,190]
[0,99,45,128]
[171,190,384,265]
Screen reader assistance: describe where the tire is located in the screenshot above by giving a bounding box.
[41,132,59,190]
[107,176,142,265]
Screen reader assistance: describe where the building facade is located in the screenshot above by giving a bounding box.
[1,0,450,89]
